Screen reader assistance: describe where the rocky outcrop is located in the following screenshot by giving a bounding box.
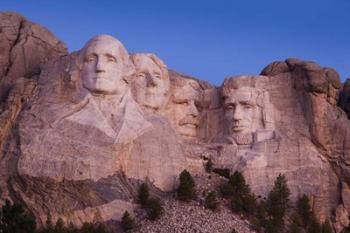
[0,12,67,204]
[0,12,67,102]
[260,58,348,221]
[338,78,350,118]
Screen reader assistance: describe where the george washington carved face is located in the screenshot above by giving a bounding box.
[80,35,134,95]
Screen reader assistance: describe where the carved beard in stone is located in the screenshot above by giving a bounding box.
[171,80,202,139]
[80,35,131,95]
[131,54,170,111]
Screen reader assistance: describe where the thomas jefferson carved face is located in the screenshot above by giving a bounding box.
[224,87,257,135]
[81,35,132,95]
[171,80,202,138]
[131,54,169,110]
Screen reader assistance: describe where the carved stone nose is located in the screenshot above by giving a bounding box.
[146,73,156,87]
[187,101,199,117]
[95,58,105,73]
[233,106,243,120]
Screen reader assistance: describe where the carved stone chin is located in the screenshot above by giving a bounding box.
[232,133,254,145]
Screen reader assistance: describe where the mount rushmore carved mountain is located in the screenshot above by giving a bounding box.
[1,12,350,232]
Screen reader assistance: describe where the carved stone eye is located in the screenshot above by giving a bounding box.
[137,73,146,78]
[106,55,117,63]
[153,74,161,79]
[194,101,203,112]
[225,104,234,110]
[84,55,96,62]
[242,103,253,109]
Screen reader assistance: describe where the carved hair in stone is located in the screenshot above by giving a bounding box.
[78,34,135,95]
[222,76,275,144]
[130,53,170,111]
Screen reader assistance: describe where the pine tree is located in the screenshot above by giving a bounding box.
[137,183,150,207]
[145,198,162,220]
[80,222,95,233]
[266,174,290,230]
[342,226,350,233]
[220,171,249,198]
[297,194,312,228]
[221,171,257,215]
[121,211,135,232]
[93,222,107,233]
[229,171,249,196]
[307,216,321,233]
[0,199,36,233]
[288,213,302,233]
[289,221,302,233]
[253,200,267,232]
[54,218,66,233]
[204,191,219,210]
[41,215,54,233]
[177,170,196,202]
[322,219,333,233]
[205,158,213,173]
[66,222,78,233]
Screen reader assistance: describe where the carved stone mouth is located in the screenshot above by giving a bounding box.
[232,125,249,132]
[179,118,199,127]
[181,123,197,128]
[94,76,108,80]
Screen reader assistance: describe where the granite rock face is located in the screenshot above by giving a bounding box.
[0,12,67,205]
[0,11,67,163]
[0,12,67,102]
[1,13,350,232]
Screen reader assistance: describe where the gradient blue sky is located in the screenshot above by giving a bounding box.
[2,0,350,85]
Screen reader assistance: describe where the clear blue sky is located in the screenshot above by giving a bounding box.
[2,0,350,85]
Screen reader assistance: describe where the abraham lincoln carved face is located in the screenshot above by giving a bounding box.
[224,86,257,134]
[222,77,275,144]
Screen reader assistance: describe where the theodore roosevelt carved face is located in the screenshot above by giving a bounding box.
[131,53,170,110]
[80,35,134,95]
[170,78,202,139]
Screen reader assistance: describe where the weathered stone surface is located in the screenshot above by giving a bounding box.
[334,205,350,233]
[260,61,290,76]
[0,12,67,102]
[0,12,67,206]
[339,78,350,118]
[1,13,350,232]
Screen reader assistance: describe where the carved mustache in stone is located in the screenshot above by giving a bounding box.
[179,117,199,127]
